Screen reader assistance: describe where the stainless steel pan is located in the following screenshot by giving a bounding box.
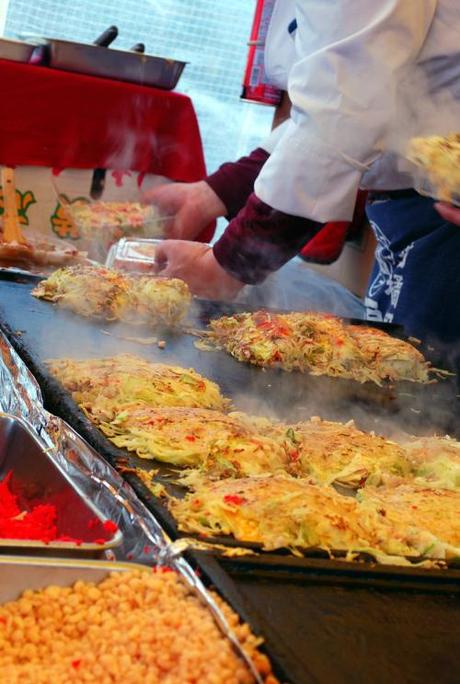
[47,38,186,89]
[0,556,146,602]
[0,38,35,63]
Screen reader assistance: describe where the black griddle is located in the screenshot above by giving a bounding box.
[189,550,460,684]
[1,277,458,429]
[1,276,460,684]
[1,277,459,562]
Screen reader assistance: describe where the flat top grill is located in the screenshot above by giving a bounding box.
[1,275,460,684]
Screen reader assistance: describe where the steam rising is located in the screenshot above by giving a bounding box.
[103,94,157,179]
[43,297,458,446]
[388,64,460,180]
[43,57,459,442]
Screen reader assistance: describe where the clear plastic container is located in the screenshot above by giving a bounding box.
[105,237,162,273]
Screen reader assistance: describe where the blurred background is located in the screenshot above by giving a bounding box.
[1,0,273,175]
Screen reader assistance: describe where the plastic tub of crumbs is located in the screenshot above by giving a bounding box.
[0,556,277,684]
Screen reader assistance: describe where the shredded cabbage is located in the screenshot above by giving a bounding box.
[33,265,191,327]
[207,311,436,385]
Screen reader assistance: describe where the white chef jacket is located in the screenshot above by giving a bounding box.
[255,0,460,222]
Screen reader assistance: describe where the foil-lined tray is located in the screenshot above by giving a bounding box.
[0,412,122,554]
[0,328,265,684]
[0,326,168,562]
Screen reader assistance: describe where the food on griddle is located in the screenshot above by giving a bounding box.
[0,238,87,267]
[75,373,410,483]
[170,475,454,560]
[81,397,411,486]
[359,484,460,549]
[34,264,129,319]
[408,132,460,203]
[46,349,412,485]
[207,311,365,377]
[206,311,434,384]
[0,569,276,684]
[99,406,289,473]
[131,275,190,326]
[32,264,191,326]
[276,416,411,488]
[47,354,229,421]
[349,325,432,383]
[401,435,460,490]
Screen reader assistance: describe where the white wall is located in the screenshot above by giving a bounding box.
[0,0,10,35]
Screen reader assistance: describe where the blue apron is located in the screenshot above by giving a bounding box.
[365,192,460,354]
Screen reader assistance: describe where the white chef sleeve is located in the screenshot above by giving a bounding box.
[259,120,290,155]
[255,0,437,222]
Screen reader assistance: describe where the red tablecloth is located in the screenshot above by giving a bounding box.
[0,59,206,181]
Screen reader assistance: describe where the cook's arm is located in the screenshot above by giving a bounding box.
[212,0,437,285]
[213,192,322,284]
[205,148,269,221]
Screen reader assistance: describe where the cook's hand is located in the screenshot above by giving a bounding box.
[143,181,226,240]
[154,240,244,301]
[435,202,460,226]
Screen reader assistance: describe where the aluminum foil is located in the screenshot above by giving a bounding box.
[0,329,44,427]
[0,328,264,683]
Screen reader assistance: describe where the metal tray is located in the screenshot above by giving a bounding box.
[0,555,146,603]
[0,555,279,684]
[46,38,186,89]
[0,38,35,64]
[0,412,123,554]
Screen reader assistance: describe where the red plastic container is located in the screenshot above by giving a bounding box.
[241,0,282,106]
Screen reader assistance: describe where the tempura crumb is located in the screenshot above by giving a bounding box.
[0,568,277,684]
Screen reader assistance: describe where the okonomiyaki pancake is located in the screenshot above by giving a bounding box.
[274,416,411,488]
[33,264,191,326]
[170,475,452,560]
[401,435,460,490]
[359,484,460,549]
[206,310,434,385]
[99,405,289,473]
[47,354,229,422]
